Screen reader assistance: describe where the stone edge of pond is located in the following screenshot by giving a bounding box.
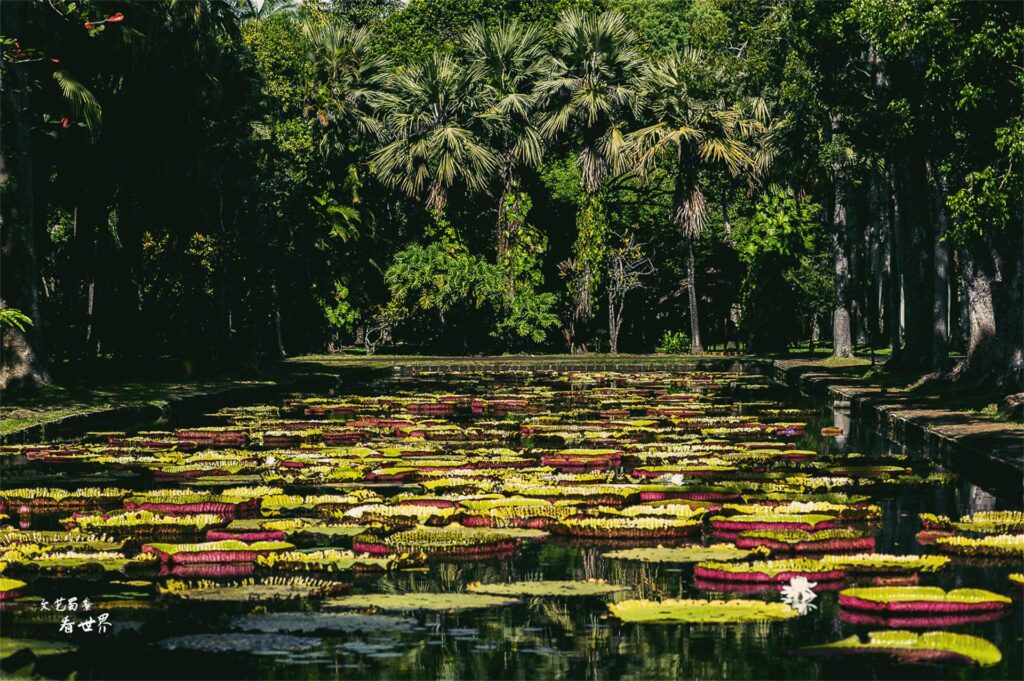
[772,360,1024,501]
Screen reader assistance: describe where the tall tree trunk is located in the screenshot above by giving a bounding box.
[955,226,1024,392]
[867,172,885,346]
[892,155,934,370]
[496,177,514,261]
[829,115,853,358]
[686,239,703,354]
[884,163,903,357]
[957,241,998,383]
[927,160,951,371]
[497,180,527,294]
[0,5,51,390]
[271,281,286,359]
[998,231,1024,392]
[215,193,236,365]
[869,47,904,360]
[607,288,618,354]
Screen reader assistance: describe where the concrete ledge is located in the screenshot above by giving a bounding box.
[772,360,1024,500]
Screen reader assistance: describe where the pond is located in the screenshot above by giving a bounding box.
[1,369,1021,680]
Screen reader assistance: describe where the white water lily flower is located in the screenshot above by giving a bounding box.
[780,576,818,615]
[264,455,279,468]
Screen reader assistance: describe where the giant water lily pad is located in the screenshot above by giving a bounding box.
[256,549,413,572]
[920,511,1024,535]
[839,586,1012,613]
[65,510,226,536]
[695,558,845,583]
[160,576,347,602]
[607,598,799,623]
[142,540,293,563]
[466,579,629,597]
[0,545,157,574]
[354,524,520,558]
[158,633,320,654]
[802,630,1002,667]
[0,577,27,599]
[820,553,950,575]
[0,530,125,552]
[934,533,1024,557]
[0,638,78,658]
[555,516,701,539]
[325,592,519,612]
[711,513,837,532]
[602,544,764,563]
[230,612,416,634]
[735,529,873,553]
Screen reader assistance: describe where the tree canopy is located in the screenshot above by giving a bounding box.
[1,0,1020,400]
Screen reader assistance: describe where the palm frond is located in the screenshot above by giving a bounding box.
[52,70,101,130]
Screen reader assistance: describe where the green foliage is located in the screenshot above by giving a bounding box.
[384,224,557,346]
[734,187,828,352]
[946,121,1024,246]
[567,193,610,318]
[385,242,493,322]
[6,0,1020,368]
[374,0,598,63]
[319,282,359,333]
[656,330,691,354]
[0,308,33,332]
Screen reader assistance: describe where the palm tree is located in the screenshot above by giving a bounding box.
[372,53,497,218]
[305,20,392,154]
[630,48,774,354]
[464,19,549,260]
[233,0,299,23]
[536,10,643,335]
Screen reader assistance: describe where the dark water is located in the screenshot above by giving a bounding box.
[1,370,1021,680]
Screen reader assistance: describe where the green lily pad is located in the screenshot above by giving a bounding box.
[0,577,27,592]
[839,586,1011,607]
[230,612,416,634]
[608,598,799,623]
[0,638,77,659]
[160,576,347,602]
[602,544,764,563]
[158,633,320,654]
[935,533,1024,556]
[802,630,1002,667]
[257,549,412,572]
[820,553,950,574]
[325,592,520,612]
[466,580,630,597]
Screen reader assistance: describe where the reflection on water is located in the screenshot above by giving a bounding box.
[1,372,1021,681]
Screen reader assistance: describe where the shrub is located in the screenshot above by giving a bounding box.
[656,330,691,354]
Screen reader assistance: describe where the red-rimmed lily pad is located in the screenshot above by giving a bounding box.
[142,540,293,564]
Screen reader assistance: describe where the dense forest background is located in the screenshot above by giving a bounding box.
[1,0,1021,402]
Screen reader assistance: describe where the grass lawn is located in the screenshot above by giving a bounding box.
[0,377,275,436]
